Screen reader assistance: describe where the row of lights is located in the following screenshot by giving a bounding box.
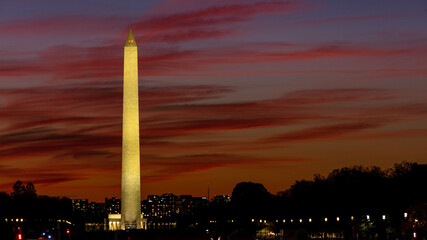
[224,213,418,223]
[147,222,176,225]
[56,219,70,223]
[5,218,24,222]
[252,214,404,224]
[5,218,72,224]
[209,219,235,223]
[251,212,413,224]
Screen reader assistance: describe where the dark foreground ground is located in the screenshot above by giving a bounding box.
[72,231,209,240]
[70,230,257,240]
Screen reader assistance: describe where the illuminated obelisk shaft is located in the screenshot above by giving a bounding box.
[121,29,141,229]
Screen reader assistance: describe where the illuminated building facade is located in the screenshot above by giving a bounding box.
[142,194,178,229]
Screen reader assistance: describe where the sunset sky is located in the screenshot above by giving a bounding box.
[0,0,426,202]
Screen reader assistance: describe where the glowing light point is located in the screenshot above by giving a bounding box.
[125,28,136,47]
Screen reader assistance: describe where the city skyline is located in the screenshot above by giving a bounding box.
[1,0,427,202]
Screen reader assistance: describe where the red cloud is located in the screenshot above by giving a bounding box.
[0,83,232,161]
[141,88,397,136]
[148,29,234,43]
[135,0,307,40]
[298,14,405,25]
[0,41,418,81]
[142,153,318,183]
[0,83,426,193]
[262,122,383,143]
[0,165,86,189]
[0,85,406,162]
[0,15,126,35]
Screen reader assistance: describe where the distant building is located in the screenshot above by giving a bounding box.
[213,195,231,204]
[177,195,209,215]
[89,201,106,217]
[71,199,88,213]
[105,193,211,230]
[105,197,120,214]
[142,194,178,229]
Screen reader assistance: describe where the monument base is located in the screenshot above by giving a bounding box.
[125,224,137,229]
[108,213,147,231]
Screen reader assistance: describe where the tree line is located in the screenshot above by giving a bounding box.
[231,161,426,218]
[0,161,426,239]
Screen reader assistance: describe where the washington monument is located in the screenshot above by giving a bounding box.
[121,29,142,229]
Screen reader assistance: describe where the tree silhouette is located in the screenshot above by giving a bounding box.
[232,182,273,219]
[11,180,37,199]
[25,182,37,197]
